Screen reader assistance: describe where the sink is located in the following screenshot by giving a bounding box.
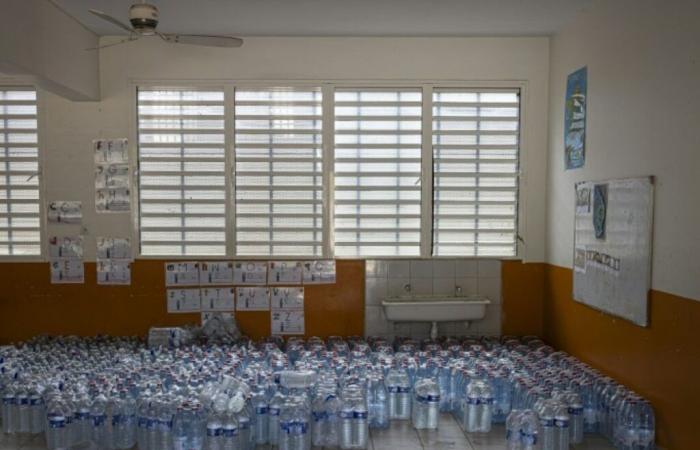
[381,295,490,338]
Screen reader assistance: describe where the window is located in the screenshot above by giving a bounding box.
[432,89,520,256]
[234,88,323,256]
[333,89,423,257]
[137,88,227,256]
[0,88,41,256]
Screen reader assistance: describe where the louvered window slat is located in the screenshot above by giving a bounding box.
[432,89,520,257]
[0,88,41,256]
[137,88,227,256]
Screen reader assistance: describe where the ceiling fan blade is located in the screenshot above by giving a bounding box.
[161,34,244,48]
[86,36,140,51]
[88,9,134,33]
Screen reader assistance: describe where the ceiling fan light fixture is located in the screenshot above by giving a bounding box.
[129,3,159,35]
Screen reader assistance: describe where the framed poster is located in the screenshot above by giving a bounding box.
[565,66,587,170]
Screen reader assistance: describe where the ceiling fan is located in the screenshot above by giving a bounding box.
[87,1,243,50]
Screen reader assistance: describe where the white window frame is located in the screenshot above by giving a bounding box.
[0,83,46,261]
[131,80,526,260]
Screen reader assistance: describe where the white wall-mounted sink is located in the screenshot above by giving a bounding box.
[382,295,490,338]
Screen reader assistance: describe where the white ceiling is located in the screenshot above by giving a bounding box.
[54,0,590,37]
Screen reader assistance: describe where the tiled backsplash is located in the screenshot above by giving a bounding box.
[365,259,502,339]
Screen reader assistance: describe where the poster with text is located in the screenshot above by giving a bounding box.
[96,237,132,260]
[201,287,236,311]
[271,287,304,310]
[302,260,336,284]
[200,261,235,285]
[268,261,303,285]
[236,287,270,311]
[47,201,82,224]
[271,310,305,335]
[97,260,132,285]
[50,259,84,284]
[233,261,267,285]
[166,288,202,313]
[565,66,587,170]
[165,262,200,286]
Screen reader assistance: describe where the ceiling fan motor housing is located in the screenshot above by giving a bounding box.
[129,3,159,33]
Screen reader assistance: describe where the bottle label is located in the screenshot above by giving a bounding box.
[207,427,223,437]
[223,427,238,438]
[269,407,280,416]
[555,419,569,428]
[49,418,66,429]
[239,418,250,429]
[30,397,42,406]
[92,414,106,426]
[568,406,583,416]
[340,410,353,419]
[388,386,399,393]
[467,397,480,405]
[312,411,328,421]
[521,431,538,445]
[138,417,148,427]
[19,396,29,405]
[286,421,308,435]
[541,418,554,427]
[398,387,411,393]
[147,419,157,430]
[256,406,268,415]
[353,411,368,419]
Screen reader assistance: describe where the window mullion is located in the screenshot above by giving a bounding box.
[322,84,335,258]
[224,84,236,257]
[421,85,434,258]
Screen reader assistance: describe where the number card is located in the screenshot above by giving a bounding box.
[166,288,201,313]
[268,261,303,285]
[271,310,305,335]
[200,261,235,285]
[271,287,304,310]
[165,262,200,286]
[233,261,267,285]
[236,287,270,311]
[201,287,236,311]
[302,260,336,284]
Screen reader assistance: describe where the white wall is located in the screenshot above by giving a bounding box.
[0,0,99,100]
[546,0,700,300]
[37,36,550,262]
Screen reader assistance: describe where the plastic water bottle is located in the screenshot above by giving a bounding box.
[538,400,556,450]
[464,380,480,432]
[173,405,188,450]
[636,401,656,450]
[492,370,512,423]
[367,375,388,429]
[352,393,368,449]
[312,388,340,447]
[16,387,30,434]
[506,410,524,450]
[566,392,583,444]
[205,411,223,450]
[46,397,69,450]
[156,398,174,450]
[221,411,239,450]
[2,388,16,434]
[412,378,439,430]
[73,394,91,445]
[237,404,251,450]
[137,397,151,450]
[478,381,493,433]
[554,403,570,450]
[520,409,541,450]
[29,387,45,435]
[113,390,137,449]
[339,397,354,449]
[252,386,269,445]
[90,394,109,449]
[580,381,598,434]
[268,391,283,447]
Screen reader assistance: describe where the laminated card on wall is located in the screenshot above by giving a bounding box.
[50,259,84,284]
[48,236,83,259]
[236,287,270,311]
[97,260,132,285]
[201,312,234,326]
[200,262,235,285]
[271,287,304,310]
[94,139,131,213]
[167,288,201,313]
[271,310,305,335]
[302,260,336,284]
[165,262,200,286]
[96,188,131,213]
[47,201,82,224]
[94,138,128,164]
[201,287,236,311]
[233,261,267,285]
[268,261,303,285]
[96,237,132,260]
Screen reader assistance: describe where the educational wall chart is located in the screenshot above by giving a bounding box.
[49,236,84,284]
[96,237,132,260]
[200,262,235,285]
[201,312,234,326]
[268,261,303,285]
[236,287,271,311]
[302,260,336,284]
[47,201,82,224]
[271,287,304,310]
[564,67,587,170]
[573,177,654,326]
[233,261,267,285]
[201,287,236,311]
[48,236,84,259]
[167,288,202,313]
[97,260,132,285]
[165,262,200,286]
[94,139,131,213]
[271,310,305,335]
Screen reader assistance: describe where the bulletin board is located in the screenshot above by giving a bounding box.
[572,176,654,326]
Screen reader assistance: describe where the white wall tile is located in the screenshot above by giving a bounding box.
[455,259,478,277]
[455,277,479,296]
[478,277,502,304]
[432,277,456,295]
[478,305,502,336]
[411,278,433,295]
[410,322,431,339]
[388,277,411,297]
[365,277,388,306]
[365,306,390,336]
[433,259,456,278]
[478,260,502,278]
[387,260,410,278]
[365,260,388,278]
[393,322,411,337]
[410,260,433,278]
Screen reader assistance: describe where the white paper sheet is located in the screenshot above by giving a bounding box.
[95,163,130,189]
[201,287,236,311]
[271,310,305,335]
[94,139,128,164]
[97,260,131,285]
[48,236,83,259]
[199,261,235,285]
[236,287,270,311]
[302,260,336,284]
[96,237,132,260]
[271,287,304,310]
[268,261,303,285]
[233,261,268,285]
[166,288,201,313]
[50,259,84,284]
[95,188,131,213]
[47,201,82,224]
[201,311,234,325]
[165,262,200,286]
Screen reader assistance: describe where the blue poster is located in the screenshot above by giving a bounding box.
[565,66,587,170]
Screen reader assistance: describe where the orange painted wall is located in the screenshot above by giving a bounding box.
[544,264,700,450]
[501,260,545,336]
[0,259,364,343]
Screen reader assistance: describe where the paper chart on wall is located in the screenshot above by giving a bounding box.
[271,310,305,335]
[302,260,336,284]
[200,262,235,285]
[47,201,82,224]
[96,188,131,213]
[201,311,234,325]
[201,287,236,311]
[165,262,200,286]
[236,287,270,311]
[50,259,85,284]
[233,261,267,285]
[270,287,304,310]
[166,288,202,313]
[268,261,303,285]
[48,236,83,259]
[94,139,131,213]
[94,139,128,164]
[97,260,132,285]
[96,237,132,260]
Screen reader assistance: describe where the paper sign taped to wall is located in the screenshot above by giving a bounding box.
[47,201,82,224]
[268,261,303,285]
[166,288,201,313]
[233,261,267,285]
[271,310,305,335]
[201,287,235,311]
[96,188,130,213]
[50,259,84,284]
[165,262,200,286]
[97,260,131,285]
[271,287,304,310]
[94,139,128,164]
[200,261,235,285]
[302,260,336,284]
[96,237,132,260]
[236,287,270,311]
[201,311,234,325]
[48,236,83,259]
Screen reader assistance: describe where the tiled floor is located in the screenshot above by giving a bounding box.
[0,414,617,450]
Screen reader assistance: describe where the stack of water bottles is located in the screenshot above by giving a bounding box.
[0,334,655,450]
